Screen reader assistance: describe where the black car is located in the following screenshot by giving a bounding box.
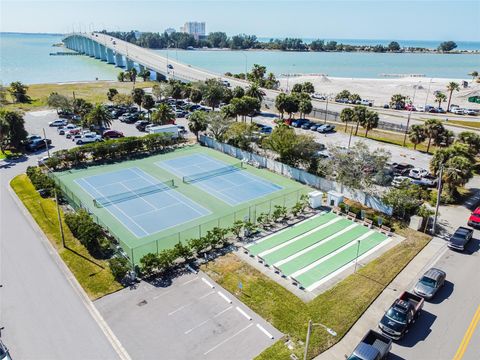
[135,120,151,131]
[448,227,473,251]
[26,138,52,152]
[300,122,313,130]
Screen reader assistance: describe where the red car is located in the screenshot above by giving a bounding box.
[467,207,480,228]
[103,130,124,139]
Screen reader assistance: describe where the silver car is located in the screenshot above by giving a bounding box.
[413,268,446,300]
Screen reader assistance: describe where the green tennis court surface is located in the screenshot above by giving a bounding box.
[246,212,389,291]
[51,145,310,264]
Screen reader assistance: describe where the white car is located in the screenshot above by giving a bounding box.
[57,123,77,134]
[464,109,478,116]
[452,108,465,115]
[49,119,68,127]
[416,105,425,112]
[37,156,50,166]
[392,176,412,188]
[76,132,102,145]
[145,124,155,132]
[409,168,429,179]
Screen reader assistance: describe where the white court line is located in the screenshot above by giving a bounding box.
[258,217,343,258]
[130,202,181,219]
[305,235,395,292]
[184,306,233,335]
[236,306,252,321]
[245,212,326,248]
[290,230,375,278]
[217,291,232,304]
[256,324,274,339]
[202,278,215,288]
[203,323,254,355]
[273,223,359,267]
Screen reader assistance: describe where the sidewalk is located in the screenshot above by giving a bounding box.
[315,236,447,359]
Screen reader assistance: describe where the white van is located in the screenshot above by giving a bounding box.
[148,124,179,138]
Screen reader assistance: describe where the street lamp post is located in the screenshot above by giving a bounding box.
[324,97,329,123]
[431,165,444,235]
[354,239,361,273]
[42,164,66,248]
[303,319,337,360]
[403,82,419,147]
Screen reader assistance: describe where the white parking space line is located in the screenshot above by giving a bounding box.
[168,290,216,315]
[199,290,216,299]
[256,324,275,339]
[180,277,198,286]
[236,306,252,321]
[184,306,233,335]
[152,289,175,300]
[202,277,215,288]
[217,291,232,304]
[203,323,254,355]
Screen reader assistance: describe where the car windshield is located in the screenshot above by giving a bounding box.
[386,308,407,323]
[420,276,436,287]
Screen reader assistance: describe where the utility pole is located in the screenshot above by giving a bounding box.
[42,128,50,158]
[324,97,329,123]
[403,82,419,147]
[432,165,443,235]
[347,125,354,150]
[42,164,66,248]
[303,320,337,360]
[354,240,361,273]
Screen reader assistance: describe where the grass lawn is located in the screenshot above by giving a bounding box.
[4,81,157,112]
[202,227,431,360]
[10,174,123,299]
[447,119,480,129]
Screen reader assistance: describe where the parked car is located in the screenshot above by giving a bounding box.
[464,109,479,116]
[26,138,52,152]
[176,125,187,134]
[175,110,188,118]
[0,337,12,360]
[317,124,335,133]
[291,119,310,128]
[436,107,446,113]
[383,104,390,109]
[49,119,68,127]
[57,123,77,135]
[467,207,480,228]
[37,155,50,166]
[411,174,437,187]
[167,64,174,69]
[405,104,416,111]
[413,268,446,300]
[416,105,425,112]
[408,168,429,179]
[309,124,320,131]
[76,132,102,145]
[301,122,313,130]
[452,108,465,115]
[390,162,414,176]
[347,330,392,360]
[447,226,473,251]
[312,93,326,100]
[24,134,43,144]
[103,130,124,139]
[65,127,82,138]
[360,99,374,107]
[391,176,412,188]
[135,120,151,131]
[378,291,424,340]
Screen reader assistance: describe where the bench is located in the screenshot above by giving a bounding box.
[380,225,392,236]
[363,218,373,228]
[347,211,357,221]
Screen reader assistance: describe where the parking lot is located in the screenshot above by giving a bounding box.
[95,272,281,360]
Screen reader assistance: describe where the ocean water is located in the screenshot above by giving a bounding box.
[1,33,479,84]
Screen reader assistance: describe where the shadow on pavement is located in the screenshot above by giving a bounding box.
[388,353,406,360]
[428,280,454,304]
[464,238,480,255]
[462,187,480,211]
[397,309,437,348]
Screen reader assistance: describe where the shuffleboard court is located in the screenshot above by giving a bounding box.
[156,153,283,206]
[75,167,210,238]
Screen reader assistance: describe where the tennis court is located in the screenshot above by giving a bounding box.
[246,212,389,291]
[75,167,210,238]
[156,154,283,206]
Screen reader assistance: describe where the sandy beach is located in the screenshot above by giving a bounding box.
[278,75,480,108]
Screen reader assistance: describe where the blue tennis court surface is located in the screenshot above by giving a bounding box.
[75,167,210,238]
[156,154,283,206]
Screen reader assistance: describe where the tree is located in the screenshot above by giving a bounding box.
[291,83,304,93]
[446,82,460,111]
[108,257,130,282]
[207,32,229,48]
[435,92,447,108]
[112,93,133,106]
[232,86,245,99]
[456,131,480,155]
[349,93,361,104]
[250,64,267,82]
[86,104,112,129]
[166,80,185,100]
[173,241,193,262]
[298,98,312,119]
[188,111,209,141]
[275,93,288,118]
[423,119,444,153]
[224,122,257,150]
[388,41,401,51]
[128,68,137,83]
[438,41,457,52]
[340,108,355,131]
[207,112,233,141]
[335,89,351,101]
[353,105,367,135]
[302,82,315,94]
[430,143,474,175]
[201,79,225,111]
[408,124,426,150]
[152,83,168,101]
[390,94,408,109]
[468,71,478,81]
[140,253,160,276]
[0,117,9,152]
[245,83,265,102]
[382,184,424,218]
[142,94,155,119]
[131,88,145,109]
[139,69,151,81]
[47,92,71,113]
[361,110,379,138]
[117,72,125,82]
[0,109,27,151]
[189,88,203,104]
[243,96,261,121]
[0,85,7,105]
[8,81,30,103]
[151,103,175,125]
[72,98,93,126]
[107,88,118,101]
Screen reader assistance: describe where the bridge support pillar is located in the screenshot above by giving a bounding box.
[126,58,134,71]
[115,53,124,67]
[99,44,107,61]
[138,64,145,73]
[106,48,115,64]
[88,39,95,57]
[156,72,167,82]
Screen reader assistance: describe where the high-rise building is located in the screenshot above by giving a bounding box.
[180,21,206,40]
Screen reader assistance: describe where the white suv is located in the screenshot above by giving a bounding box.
[76,132,102,145]
[409,168,429,179]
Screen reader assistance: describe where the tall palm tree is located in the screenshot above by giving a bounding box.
[362,110,379,138]
[152,103,175,125]
[245,83,265,102]
[435,92,447,109]
[468,71,478,81]
[408,124,426,150]
[86,104,112,129]
[424,119,444,153]
[352,106,367,135]
[446,82,460,111]
[340,108,354,131]
[188,111,208,141]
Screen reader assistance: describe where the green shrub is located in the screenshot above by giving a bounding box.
[26,166,56,195]
[109,256,131,281]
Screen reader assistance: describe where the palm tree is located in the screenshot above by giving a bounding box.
[468,71,478,81]
[442,156,473,196]
[424,119,444,153]
[352,106,367,135]
[340,108,354,131]
[188,111,208,141]
[131,88,145,110]
[435,92,447,109]
[446,82,460,111]
[151,103,175,125]
[86,104,112,129]
[362,110,379,138]
[245,83,265,102]
[408,124,426,150]
[142,95,155,120]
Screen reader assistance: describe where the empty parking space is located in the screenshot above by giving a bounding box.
[95,272,280,360]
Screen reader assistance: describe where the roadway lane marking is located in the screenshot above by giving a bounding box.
[184,306,233,335]
[203,323,254,355]
[236,306,252,320]
[256,324,274,339]
[217,291,233,304]
[202,277,215,288]
[453,304,480,360]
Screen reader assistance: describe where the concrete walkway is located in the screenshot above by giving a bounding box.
[315,235,446,359]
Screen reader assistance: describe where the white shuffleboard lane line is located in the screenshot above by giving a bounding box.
[290,230,375,279]
[305,235,394,292]
[256,324,275,339]
[245,212,326,249]
[273,223,359,267]
[258,217,342,258]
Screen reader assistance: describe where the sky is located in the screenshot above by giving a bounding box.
[1,0,479,41]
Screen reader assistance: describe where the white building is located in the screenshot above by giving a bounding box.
[180,21,206,40]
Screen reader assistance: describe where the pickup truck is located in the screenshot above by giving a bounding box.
[76,132,102,145]
[347,330,392,360]
[378,291,424,340]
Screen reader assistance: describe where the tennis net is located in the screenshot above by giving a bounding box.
[93,179,175,207]
[183,162,244,184]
